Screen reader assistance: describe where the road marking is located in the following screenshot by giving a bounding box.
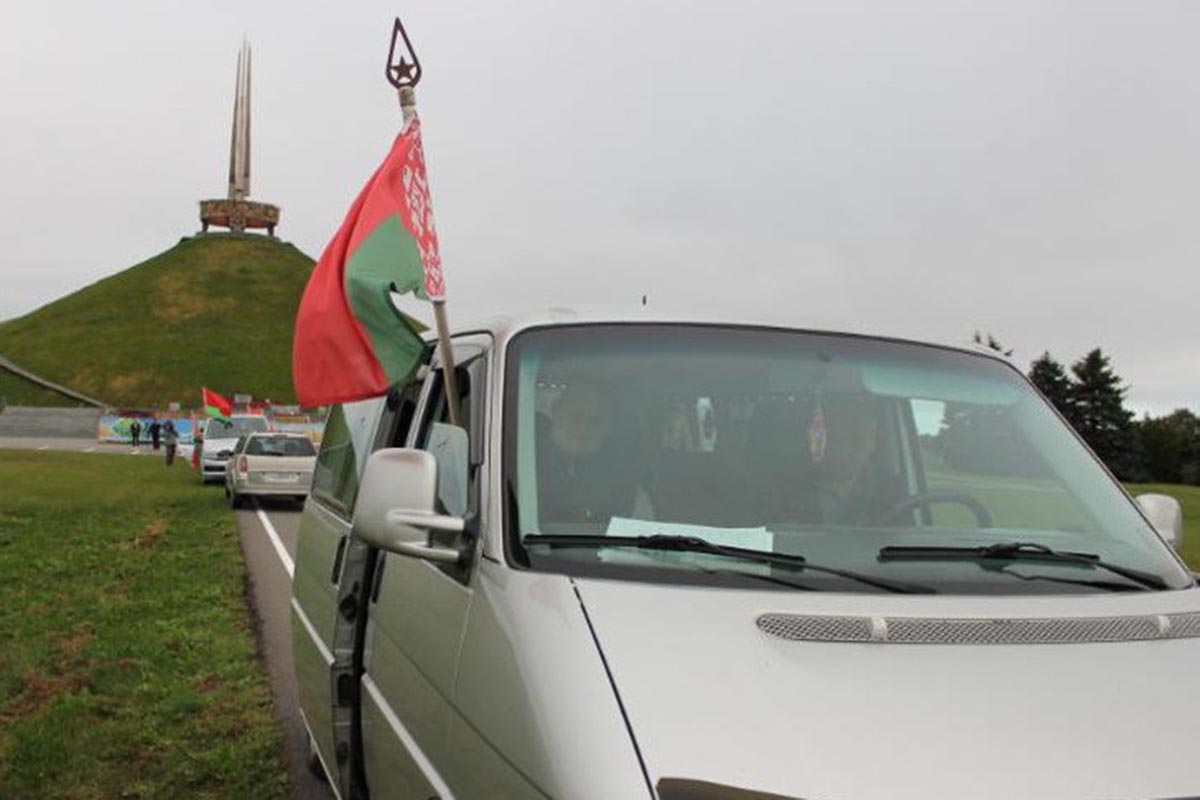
[254,501,295,578]
[36,445,48,451]
[83,447,94,453]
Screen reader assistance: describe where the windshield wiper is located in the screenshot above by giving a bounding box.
[877,542,1169,591]
[524,534,934,594]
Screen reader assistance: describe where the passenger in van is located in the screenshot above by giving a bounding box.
[537,381,642,525]
[813,392,903,524]
[658,400,697,453]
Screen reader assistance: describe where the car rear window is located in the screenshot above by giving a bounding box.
[246,436,316,457]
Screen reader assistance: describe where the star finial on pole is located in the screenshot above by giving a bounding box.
[385,19,422,89]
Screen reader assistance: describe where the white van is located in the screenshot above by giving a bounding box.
[291,312,1197,800]
[200,414,269,483]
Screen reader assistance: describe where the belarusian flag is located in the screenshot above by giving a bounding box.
[202,387,233,421]
[292,113,445,407]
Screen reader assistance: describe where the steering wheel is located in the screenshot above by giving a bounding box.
[874,489,993,528]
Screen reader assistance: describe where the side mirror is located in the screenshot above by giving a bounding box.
[352,448,464,563]
[1135,493,1184,551]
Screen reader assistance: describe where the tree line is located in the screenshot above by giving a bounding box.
[977,333,1192,484]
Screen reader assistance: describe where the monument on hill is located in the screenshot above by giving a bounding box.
[199,41,281,237]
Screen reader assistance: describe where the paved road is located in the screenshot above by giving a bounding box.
[0,436,199,460]
[234,496,335,800]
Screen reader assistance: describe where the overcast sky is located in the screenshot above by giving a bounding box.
[2,1,1198,414]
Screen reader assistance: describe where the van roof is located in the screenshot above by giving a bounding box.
[429,307,1014,366]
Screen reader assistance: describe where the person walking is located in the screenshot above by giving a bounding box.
[163,421,178,466]
[148,419,162,451]
[130,419,142,448]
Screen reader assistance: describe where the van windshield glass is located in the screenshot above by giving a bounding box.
[207,417,268,438]
[503,325,1191,595]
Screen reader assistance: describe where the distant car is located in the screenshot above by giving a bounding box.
[200,414,270,483]
[224,432,317,508]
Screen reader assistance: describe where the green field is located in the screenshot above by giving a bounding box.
[918,472,1200,569]
[0,451,286,799]
[1126,483,1200,569]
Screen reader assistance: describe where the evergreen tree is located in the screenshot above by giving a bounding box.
[1137,410,1200,484]
[1069,349,1142,479]
[972,331,1013,357]
[935,332,1034,476]
[1028,352,1075,426]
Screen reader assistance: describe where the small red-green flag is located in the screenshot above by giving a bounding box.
[202,387,233,421]
[292,113,444,407]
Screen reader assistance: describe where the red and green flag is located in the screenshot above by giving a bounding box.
[292,113,446,407]
[202,387,233,421]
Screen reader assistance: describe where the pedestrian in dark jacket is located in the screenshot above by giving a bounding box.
[148,420,162,450]
[163,421,179,466]
[130,419,142,448]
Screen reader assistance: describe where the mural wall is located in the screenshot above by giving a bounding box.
[97,414,199,444]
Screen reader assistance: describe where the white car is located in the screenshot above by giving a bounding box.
[224,432,317,507]
[200,414,269,483]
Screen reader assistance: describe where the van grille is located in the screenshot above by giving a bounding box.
[757,611,1200,645]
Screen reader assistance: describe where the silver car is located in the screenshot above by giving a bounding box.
[291,312,1198,800]
[225,432,317,508]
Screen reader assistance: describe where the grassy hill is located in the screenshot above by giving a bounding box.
[0,370,85,407]
[0,235,316,408]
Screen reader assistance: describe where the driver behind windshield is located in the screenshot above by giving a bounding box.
[813,391,904,525]
[537,381,643,525]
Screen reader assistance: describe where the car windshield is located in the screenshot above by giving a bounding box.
[504,324,1192,594]
[246,436,316,457]
[207,416,268,438]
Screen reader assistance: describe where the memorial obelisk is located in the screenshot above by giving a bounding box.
[199,41,281,237]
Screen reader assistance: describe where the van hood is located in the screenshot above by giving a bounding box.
[575,578,1200,800]
[204,437,239,453]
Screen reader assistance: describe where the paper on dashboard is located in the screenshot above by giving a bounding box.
[601,517,774,575]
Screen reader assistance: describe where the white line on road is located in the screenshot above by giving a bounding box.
[37,445,48,451]
[254,501,295,578]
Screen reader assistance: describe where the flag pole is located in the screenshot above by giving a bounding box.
[399,86,461,426]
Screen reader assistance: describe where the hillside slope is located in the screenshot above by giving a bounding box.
[0,370,82,407]
[0,235,316,408]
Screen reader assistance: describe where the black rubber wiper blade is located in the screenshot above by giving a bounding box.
[524,534,934,594]
[877,542,1168,591]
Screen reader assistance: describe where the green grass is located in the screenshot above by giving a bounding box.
[1125,483,1200,568]
[0,235,315,408]
[0,369,83,407]
[0,451,286,799]
[919,472,1200,569]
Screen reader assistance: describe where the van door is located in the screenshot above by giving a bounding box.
[290,397,386,795]
[358,339,488,798]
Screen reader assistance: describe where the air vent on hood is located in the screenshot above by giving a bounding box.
[757,611,1200,645]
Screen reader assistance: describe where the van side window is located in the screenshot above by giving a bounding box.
[382,379,424,449]
[312,405,357,515]
[421,367,472,518]
[312,398,384,517]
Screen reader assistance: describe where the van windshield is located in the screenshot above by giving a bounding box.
[207,416,268,438]
[503,325,1192,594]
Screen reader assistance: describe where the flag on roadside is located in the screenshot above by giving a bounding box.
[292,113,445,407]
[202,387,233,421]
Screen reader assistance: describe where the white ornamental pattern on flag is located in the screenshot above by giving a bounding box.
[398,116,445,301]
